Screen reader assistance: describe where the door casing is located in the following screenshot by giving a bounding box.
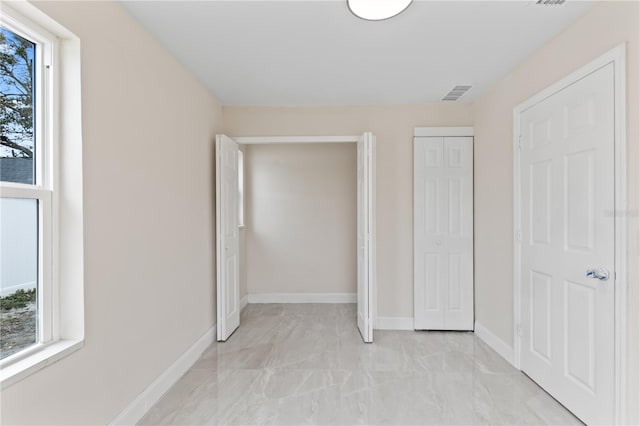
[217,134,377,341]
[513,43,627,424]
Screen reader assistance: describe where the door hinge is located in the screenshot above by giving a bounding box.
[517,135,523,150]
[516,230,522,243]
[517,325,523,338]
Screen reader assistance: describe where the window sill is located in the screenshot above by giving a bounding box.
[0,339,84,389]
[239,225,246,229]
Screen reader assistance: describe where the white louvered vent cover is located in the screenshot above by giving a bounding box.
[442,85,472,101]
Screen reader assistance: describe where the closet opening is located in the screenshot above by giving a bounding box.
[215,134,376,344]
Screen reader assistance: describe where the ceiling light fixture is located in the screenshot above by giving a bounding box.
[347,0,413,21]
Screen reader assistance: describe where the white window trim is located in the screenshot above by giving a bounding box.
[0,2,84,389]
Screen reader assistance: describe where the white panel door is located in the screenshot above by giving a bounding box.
[357,132,375,343]
[216,134,240,341]
[519,63,615,424]
[414,136,473,330]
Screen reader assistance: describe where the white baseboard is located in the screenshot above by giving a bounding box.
[247,293,356,304]
[240,295,248,311]
[474,321,515,367]
[109,326,216,425]
[375,316,414,330]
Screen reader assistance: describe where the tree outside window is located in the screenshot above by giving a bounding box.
[1,27,35,185]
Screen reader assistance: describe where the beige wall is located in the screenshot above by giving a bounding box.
[1,1,222,424]
[224,105,474,316]
[472,1,639,422]
[244,143,357,296]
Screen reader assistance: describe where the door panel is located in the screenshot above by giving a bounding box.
[357,133,375,343]
[447,253,461,310]
[448,179,461,235]
[530,160,552,245]
[216,134,240,341]
[530,270,552,362]
[519,63,615,425]
[565,149,595,252]
[564,279,595,390]
[414,136,473,330]
[423,253,440,311]
[425,178,440,234]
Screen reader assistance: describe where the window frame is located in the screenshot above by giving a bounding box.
[1,10,57,359]
[0,2,84,387]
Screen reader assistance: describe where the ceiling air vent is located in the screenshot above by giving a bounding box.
[442,85,472,102]
[536,0,565,4]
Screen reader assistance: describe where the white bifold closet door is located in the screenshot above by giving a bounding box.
[216,134,240,341]
[357,132,376,343]
[414,136,473,330]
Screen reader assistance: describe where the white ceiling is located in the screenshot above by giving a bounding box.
[121,0,592,105]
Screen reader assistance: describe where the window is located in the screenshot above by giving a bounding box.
[238,150,245,227]
[0,3,84,387]
[0,22,53,360]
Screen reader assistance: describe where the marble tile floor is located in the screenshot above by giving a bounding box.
[140,304,583,426]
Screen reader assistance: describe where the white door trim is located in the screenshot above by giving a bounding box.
[233,135,359,144]
[221,133,377,343]
[414,127,474,137]
[513,43,627,424]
